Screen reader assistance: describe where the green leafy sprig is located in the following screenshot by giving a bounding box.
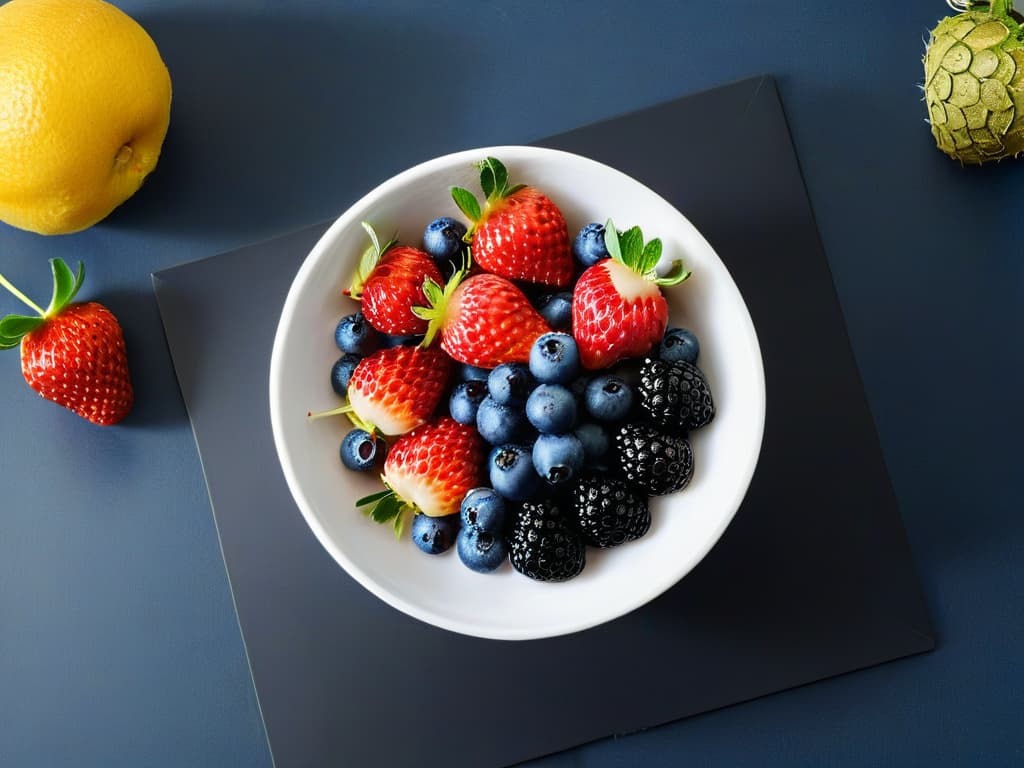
[355,485,411,538]
[0,258,85,350]
[450,157,524,240]
[604,219,690,287]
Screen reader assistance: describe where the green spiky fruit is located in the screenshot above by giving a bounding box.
[925,0,1024,163]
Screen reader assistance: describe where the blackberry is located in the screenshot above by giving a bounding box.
[509,498,585,582]
[572,473,650,548]
[637,358,714,433]
[614,423,693,496]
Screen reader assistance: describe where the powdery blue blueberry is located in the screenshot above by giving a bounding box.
[423,217,468,262]
[489,444,541,501]
[459,363,492,382]
[339,428,385,472]
[574,421,610,463]
[460,487,506,532]
[449,380,488,425]
[411,513,460,555]
[487,362,536,407]
[330,353,361,397]
[529,332,581,384]
[584,374,634,422]
[525,383,577,434]
[659,327,700,365]
[536,292,573,332]
[532,433,585,486]
[456,526,507,573]
[334,312,380,355]
[477,396,531,445]
[573,222,610,268]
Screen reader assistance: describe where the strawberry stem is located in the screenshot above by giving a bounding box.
[412,251,471,348]
[307,402,379,435]
[0,272,45,316]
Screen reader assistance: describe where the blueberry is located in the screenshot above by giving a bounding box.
[456,526,507,573]
[574,421,610,463]
[339,428,385,472]
[536,292,573,332]
[487,363,536,406]
[584,374,634,422]
[449,380,488,425]
[460,487,506,532]
[411,513,460,555]
[532,433,585,486]
[459,364,492,382]
[529,332,581,384]
[660,327,700,365]
[489,444,541,501]
[573,222,610,268]
[525,384,577,434]
[335,312,380,355]
[477,396,532,444]
[380,333,423,348]
[423,217,468,261]
[330,353,361,397]
[423,217,468,279]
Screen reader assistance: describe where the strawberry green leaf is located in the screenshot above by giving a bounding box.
[0,314,43,339]
[617,227,644,270]
[479,163,495,200]
[355,489,392,506]
[604,220,623,263]
[0,337,20,350]
[652,259,692,287]
[451,187,481,223]
[639,238,663,275]
[392,508,407,539]
[44,258,84,318]
[348,222,398,299]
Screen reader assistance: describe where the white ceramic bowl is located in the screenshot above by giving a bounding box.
[270,145,765,641]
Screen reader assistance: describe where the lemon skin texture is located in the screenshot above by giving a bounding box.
[0,0,172,235]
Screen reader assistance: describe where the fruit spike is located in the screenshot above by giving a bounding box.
[450,157,574,288]
[0,258,133,425]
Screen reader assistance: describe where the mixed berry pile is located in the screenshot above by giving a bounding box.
[311,158,715,582]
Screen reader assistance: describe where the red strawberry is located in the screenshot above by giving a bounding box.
[414,270,551,368]
[573,221,691,370]
[364,416,485,525]
[343,345,451,435]
[451,157,573,288]
[346,222,443,335]
[1,259,133,425]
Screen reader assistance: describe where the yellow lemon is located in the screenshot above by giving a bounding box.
[0,0,171,235]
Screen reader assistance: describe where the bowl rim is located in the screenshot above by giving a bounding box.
[269,144,766,640]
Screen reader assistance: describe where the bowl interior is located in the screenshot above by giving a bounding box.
[270,146,765,640]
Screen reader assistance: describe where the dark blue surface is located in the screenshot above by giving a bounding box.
[0,1,1020,766]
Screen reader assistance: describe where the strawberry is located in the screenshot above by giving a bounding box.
[413,268,551,368]
[311,345,451,436]
[345,222,443,335]
[0,259,133,426]
[356,417,486,535]
[573,221,691,370]
[451,157,573,288]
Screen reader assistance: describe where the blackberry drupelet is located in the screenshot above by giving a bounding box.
[638,358,714,432]
[509,498,585,582]
[614,423,693,496]
[573,473,650,548]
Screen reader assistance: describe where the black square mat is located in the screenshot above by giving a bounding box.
[153,76,934,768]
